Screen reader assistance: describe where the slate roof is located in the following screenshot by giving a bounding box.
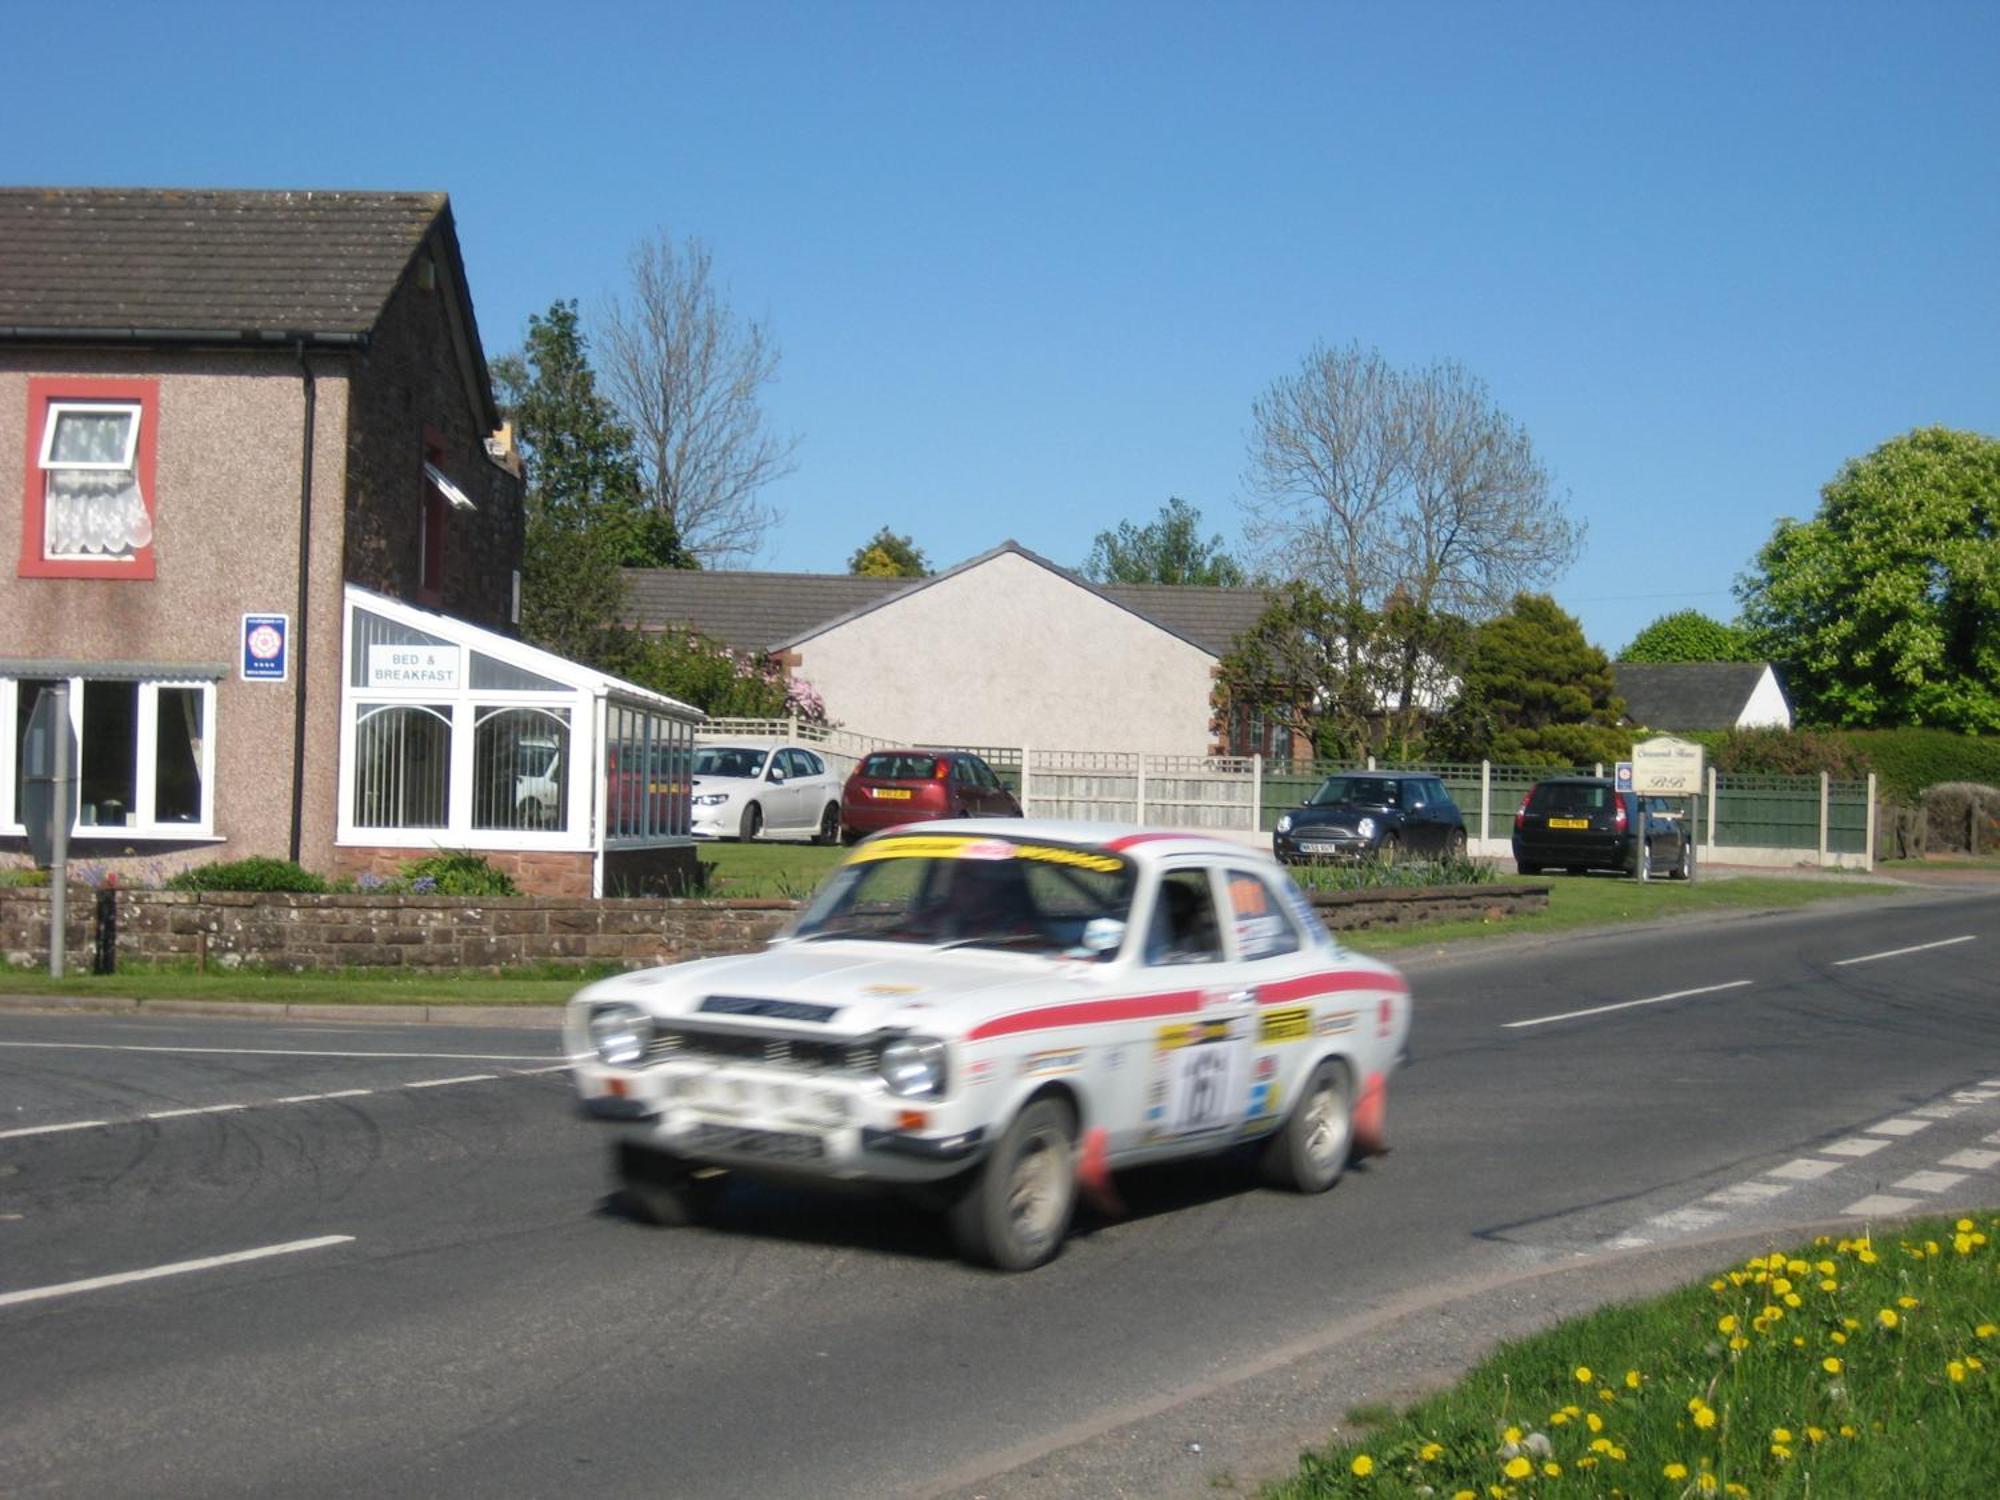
[1613,661,1774,731]
[0,187,450,340]
[621,541,1278,658]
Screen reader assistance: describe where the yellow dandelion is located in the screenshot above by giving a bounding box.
[1694,1407,1718,1430]
[1664,1462,1689,1480]
[1728,1337,1749,1352]
[1840,1424,1858,1438]
[1978,1324,1997,1339]
[1878,1308,1900,1329]
[1351,1454,1375,1477]
[1958,1218,1975,1232]
[1420,1441,1445,1462]
[1696,1475,1718,1494]
[1772,1443,1793,1461]
[1624,1369,1642,1390]
[1686,1397,1707,1413]
[1576,1456,1597,1470]
[1726,1485,1750,1498]
[1597,1387,1615,1402]
[1586,1412,1604,1433]
[1955,1233,1975,1255]
[1504,1455,1533,1480]
[1787,1257,1809,1275]
[1549,1412,1569,1427]
[1453,1492,1476,1500]
[1717,1314,1739,1334]
[1820,1278,1839,1292]
[1926,1240,1941,1256]
[1503,1426,1523,1444]
[1970,1356,1986,1371]
[1806,1426,1826,1443]
[1859,1248,1879,1264]
[1898,1295,1920,1309]
[1543,1461,1562,1477]
[1817,1259,1836,1275]
[1831,1331,1848,1344]
[1948,1361,1968,1383]
[1709,1278,1727,1292]
[1824,1356,1843,1374]
[1783,1292,1803,1309]
[1574,1365,1592,1383]
[1772,1276,1793,1294]
[1772,1427,1793,1443]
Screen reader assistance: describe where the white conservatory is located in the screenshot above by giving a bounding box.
[337,586,702,897]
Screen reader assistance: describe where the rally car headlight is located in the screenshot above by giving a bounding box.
[1275,813,1293,834]
[693,793,730,807]
[880,1036,948,1098]
[588,1003,651,1067]
[1356,816,1377,840]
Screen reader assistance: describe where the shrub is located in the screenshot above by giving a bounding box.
[0,867,50,888]
[1289,855,1496,893]
[163,857,328,893]
[398,851,518,897]
[1839,728,2000,801]
[1710,726,1872,780]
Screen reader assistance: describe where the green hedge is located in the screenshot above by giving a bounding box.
[1684,727,1999,801]
[163,857,328,893]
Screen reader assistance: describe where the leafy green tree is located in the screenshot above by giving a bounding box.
[1736,427,2000,731]
[1620,609,1757,663]
[847,527,928,578]
[1082,498,1247,586]
[1212,582,1380,761]
[605,628,829,724]
[1439,594,1628,767]
[494,301,693,661]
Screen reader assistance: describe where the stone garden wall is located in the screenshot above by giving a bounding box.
[1,881,1547,973]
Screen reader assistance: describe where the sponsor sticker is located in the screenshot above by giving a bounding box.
[1157,1018,1233,1051]
[1023,1048,1085,1078]
[1259,1006,1312,1044]
[1315,1011,1357,1037]
[845,834,1125,874]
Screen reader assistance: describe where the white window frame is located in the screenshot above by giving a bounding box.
[0,675,219,840]
[38,401,142,470]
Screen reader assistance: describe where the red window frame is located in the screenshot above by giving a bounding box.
[417,427,448,605]
[18,377,160,580]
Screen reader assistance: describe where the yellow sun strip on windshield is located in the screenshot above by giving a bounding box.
[846,837,1126,874]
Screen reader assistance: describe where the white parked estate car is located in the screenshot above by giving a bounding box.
[689,743,844,844]
[567,820,1412,1270]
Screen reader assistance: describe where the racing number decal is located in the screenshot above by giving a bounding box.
[1155,1019,1248,1136]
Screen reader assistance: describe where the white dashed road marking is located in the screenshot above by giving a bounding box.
[1504,979,1754,1030]
[1766,1157,1842,1181]
[1704,1181,1794,1206]
[1866,1118,1933,1136]
[1822,1137,1891,1158]
[144,1104,247,1120]
[1940,1149,2000,1170]
[404,1074,497,1088]
[0,1235,353,1310]
[0,1120,109,1141]
[1843,1194,1922,1217]
[1894,1170,1968,1194]
[1832,935,1976,967]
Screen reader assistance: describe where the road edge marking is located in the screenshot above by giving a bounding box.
[1833,935,1977,967]
[1503,979,1754,1030]
[0,1235,354,1310]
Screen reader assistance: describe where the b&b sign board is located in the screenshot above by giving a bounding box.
[1631,735,1705,795]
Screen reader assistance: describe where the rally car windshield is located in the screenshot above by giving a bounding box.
[789,836,1137,955]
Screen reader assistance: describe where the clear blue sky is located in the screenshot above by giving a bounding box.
[8,1,1996,653]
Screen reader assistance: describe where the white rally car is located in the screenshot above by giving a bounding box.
[567,820,1411,1270]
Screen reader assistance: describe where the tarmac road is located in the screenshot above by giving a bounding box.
[2,886,1998,1499]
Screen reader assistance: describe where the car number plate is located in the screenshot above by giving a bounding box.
[1547,817,1589,829]
[872,788,911,799]
[1298,841,1343,854]
[691,1122,826,1161]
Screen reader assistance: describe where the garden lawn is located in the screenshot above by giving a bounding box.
[1270,1216,2000,1499]
[697,838,845,899]
[1345,876,1902,956]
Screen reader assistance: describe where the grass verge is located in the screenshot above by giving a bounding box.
[0,963,596,1006]
[1272,1216,2000,1499]
[1345,876,1898,956]
[697,838,844,898]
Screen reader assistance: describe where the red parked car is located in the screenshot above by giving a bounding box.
[840,750,1022,841]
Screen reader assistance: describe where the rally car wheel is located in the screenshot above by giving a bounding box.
[616,1141,723,1228]
[1261,1059,1352,1194]
[948,1096,1077,1271]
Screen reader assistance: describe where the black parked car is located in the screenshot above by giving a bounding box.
[1273,771,1467,864]
[1512,776,1690,878]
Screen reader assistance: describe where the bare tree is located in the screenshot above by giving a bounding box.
[597,231,799,567]
[1242,341,1582,620]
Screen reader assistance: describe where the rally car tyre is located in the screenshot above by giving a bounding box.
[947,1096,1077,1271]
[1261,1059,1352,1194]
[616,1141,724,1228]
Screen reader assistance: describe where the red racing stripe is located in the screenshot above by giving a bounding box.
[966,989,1206,1041]
[1257,970,1410,1004]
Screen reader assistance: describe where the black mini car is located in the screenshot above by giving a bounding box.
[1273,771,1467,863]
[1512,776,1690,878]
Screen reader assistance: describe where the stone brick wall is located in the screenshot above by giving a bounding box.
[1,880,1547,974]
[0,889,795,973]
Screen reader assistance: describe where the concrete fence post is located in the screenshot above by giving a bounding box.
[1706,765,1719,853]
[1818,771,1831,866]
[1480,760,1491,850]
[1367,754,1376,771]
[1865,771,1876,870]
[1021,745,1032,819]
[1251,752,1263,833]
[1136,756,1147,824]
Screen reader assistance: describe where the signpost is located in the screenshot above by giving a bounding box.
[1631,735,1705,885]
[21,684,77,975]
